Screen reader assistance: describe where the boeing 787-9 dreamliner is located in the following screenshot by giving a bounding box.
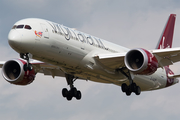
[1,14,179,101]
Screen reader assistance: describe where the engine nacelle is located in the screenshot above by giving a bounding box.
[124,48,158,75]
[2,59,36,85]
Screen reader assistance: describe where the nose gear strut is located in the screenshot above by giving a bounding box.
[20,53,33,71]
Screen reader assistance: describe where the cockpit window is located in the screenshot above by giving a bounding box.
[11,24,32,30]
[24,25,32,30]
[16,25,24,29]
[12,25,17,29]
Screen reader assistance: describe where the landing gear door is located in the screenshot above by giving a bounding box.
[41,23,49,39]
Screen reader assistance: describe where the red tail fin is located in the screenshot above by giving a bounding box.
[156,14,176,87]
[156,14,176,49]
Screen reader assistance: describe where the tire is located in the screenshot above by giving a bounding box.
[23,64,28,71]
[62,88,68,97]
[75,91,82,100]
[23,63,33,71]
[131,83,137,92]
[66,93,73,101]
[121,83,128,92]
[135,86,141,95]
[71,87,77,97]
[125,89,132,96]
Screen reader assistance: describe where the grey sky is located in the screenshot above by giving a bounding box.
[0,0,180,120]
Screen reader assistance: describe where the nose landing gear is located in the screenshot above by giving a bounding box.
[20,53,33,71]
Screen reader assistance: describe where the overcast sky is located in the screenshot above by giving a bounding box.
[1,0,180,120]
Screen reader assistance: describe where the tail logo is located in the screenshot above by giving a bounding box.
[160,36,170,49]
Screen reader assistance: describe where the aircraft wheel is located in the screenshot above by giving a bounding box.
[135,86,141,95]
[62,87,82,101]
[62,88,68,97]
[121,83,128,92]
[23,63,33,71]
[75,91,82,100]
[125,89,132,96]
[131,83,137,92]
[66,92,73,101]
[71,87,77,97]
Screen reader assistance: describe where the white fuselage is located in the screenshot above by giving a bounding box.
[8,18,178,91]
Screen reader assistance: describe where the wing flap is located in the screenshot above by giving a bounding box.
[31,60,65,78]
[95,52,126,69]
[39,68,65,78]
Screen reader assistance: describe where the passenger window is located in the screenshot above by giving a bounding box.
[16,25,24,29]
[12,25,17,29]
[25,25,32,30]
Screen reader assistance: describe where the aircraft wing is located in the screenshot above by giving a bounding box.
[0,59,65,78]
[95,47,180,69]
[94,52,126,69]
[151,47,180,67]
[31,60,65,78]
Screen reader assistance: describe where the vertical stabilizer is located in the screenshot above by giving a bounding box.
[156,14,176,49]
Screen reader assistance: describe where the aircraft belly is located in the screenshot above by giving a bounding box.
[73,69,128,84]
[133,75,156,91]
[71,50,127,85]
[132,68,167,91]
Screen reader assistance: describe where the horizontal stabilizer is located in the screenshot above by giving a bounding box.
[168,74,180,79]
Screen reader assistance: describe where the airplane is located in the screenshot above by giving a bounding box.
[0,14,179,101]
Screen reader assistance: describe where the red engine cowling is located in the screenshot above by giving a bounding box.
[2,58,36,85]
[124,48,158,75]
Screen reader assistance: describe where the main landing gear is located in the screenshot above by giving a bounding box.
[119,68,141,96]
[20,53,33,71]
[121,82,141,96]
[62,74,82,101]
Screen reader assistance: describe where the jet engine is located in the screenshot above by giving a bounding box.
[124,48,158,75]
[2,59,36,85]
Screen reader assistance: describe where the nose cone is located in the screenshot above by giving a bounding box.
[8,30,22,50]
